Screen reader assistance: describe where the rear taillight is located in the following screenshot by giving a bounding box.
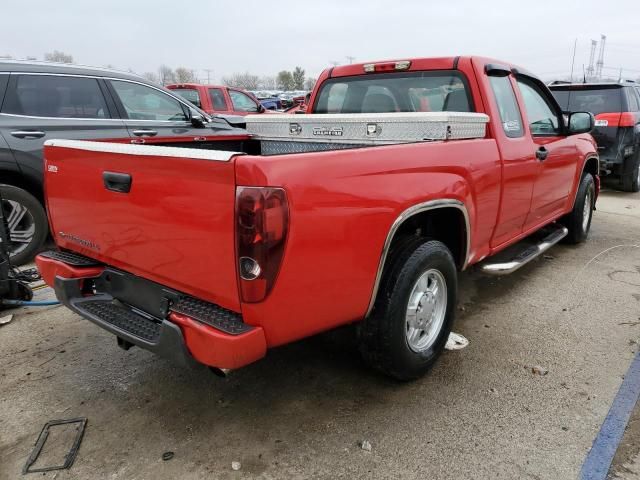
[594,112,637,127]
[236,187,289,303]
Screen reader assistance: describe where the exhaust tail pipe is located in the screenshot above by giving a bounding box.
[210,367,231,378]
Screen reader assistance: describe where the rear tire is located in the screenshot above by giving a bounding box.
[561,173,595,244]
[621,154,640,193]
[357,238,457,381]
[0,185,48,265]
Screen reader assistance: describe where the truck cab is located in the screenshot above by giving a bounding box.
[167,83,271,116]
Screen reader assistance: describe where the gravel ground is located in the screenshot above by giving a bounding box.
[1,188,639,480]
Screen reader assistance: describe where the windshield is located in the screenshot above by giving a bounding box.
[171,88,202,109]
[551,86,622,115]
[313,71,473,114]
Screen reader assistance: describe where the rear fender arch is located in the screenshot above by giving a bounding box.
[365,198,470,317]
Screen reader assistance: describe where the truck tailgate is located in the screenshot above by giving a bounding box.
[43,140,242,312]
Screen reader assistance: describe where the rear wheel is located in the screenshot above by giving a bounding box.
[0,185,48,265]
[357,238,457,381]
[621,154,640,193]
[561,173,595,244]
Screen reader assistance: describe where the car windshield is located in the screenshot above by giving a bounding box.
[313,71,472,114]
[171,88,202,109]
[551,86,622,115]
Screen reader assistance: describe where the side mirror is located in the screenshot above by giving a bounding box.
[568,112,594,135]
[190,112,206,128]
[257,103,266,113]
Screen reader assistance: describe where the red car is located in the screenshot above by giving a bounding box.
[37,56,598,380]
[166,83,271,116]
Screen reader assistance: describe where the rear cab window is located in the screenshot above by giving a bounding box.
[2,74,110,118]
[625,87,640,112]
[313,71,473,114]
[171,88,202,109]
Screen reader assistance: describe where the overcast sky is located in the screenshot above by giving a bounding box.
[2,0,639,83]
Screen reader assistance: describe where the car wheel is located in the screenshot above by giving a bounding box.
[562,173,595,244]
[0,185,48,265]
[357,238,457,381]
[621,154,640,193]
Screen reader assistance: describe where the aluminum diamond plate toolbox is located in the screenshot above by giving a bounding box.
[246,112,489,145]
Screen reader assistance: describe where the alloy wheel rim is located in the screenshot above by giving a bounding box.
[405,269,447,353]
[582,189,592,232]
[1,199,35,258]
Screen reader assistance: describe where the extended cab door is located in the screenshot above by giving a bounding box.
[514,76,578,228]
[105,79,210,145]
[482,67,538,248]
[0,73,128,186]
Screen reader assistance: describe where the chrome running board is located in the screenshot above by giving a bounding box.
[480,224,568,276]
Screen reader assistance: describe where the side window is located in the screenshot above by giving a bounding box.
[229,90,258,112]
[110,80,187,121]
[209,88,228,110]
[488,76,524,138]
[516,78,560,135]
[2,75,110,119]
[172,88,201,108]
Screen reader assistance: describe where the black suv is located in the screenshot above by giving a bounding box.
[550,81,640,192]
[0,61,244,264]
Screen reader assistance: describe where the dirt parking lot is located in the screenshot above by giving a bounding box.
[1,189,639,480]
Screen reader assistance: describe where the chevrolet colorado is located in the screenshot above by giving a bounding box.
[35,56,598,380]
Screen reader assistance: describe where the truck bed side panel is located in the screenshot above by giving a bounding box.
[236,139,501,346]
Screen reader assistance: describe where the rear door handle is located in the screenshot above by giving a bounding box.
[535,146,548,161]
[132,129,158,137]
[10,130,45,139]
[103,171,132,193]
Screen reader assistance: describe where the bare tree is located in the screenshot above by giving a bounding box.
[259,76,276,90]
[292,67,305,90]
[44,50,73,64]
[141,71,161,84]
[175,67,199,83]
[304,77,317,91]
[276,71,294,91]
[158,65,175,85]
[221,72,260,90]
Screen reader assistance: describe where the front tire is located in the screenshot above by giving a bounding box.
[561,173,595,244]
[357,238,457,381]
[0,185,48,265]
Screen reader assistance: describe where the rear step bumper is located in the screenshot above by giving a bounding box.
[36,252,266,370]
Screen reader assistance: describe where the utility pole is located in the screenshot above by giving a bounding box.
[595,34,606,80]
[345,56,355,64]
[329,60,339,67]
[203,69,213,84]
[586,39,597,80]
[569,38,577,82]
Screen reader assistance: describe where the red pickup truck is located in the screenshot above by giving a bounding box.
[36,56,598,380]
[166,83,271,116]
